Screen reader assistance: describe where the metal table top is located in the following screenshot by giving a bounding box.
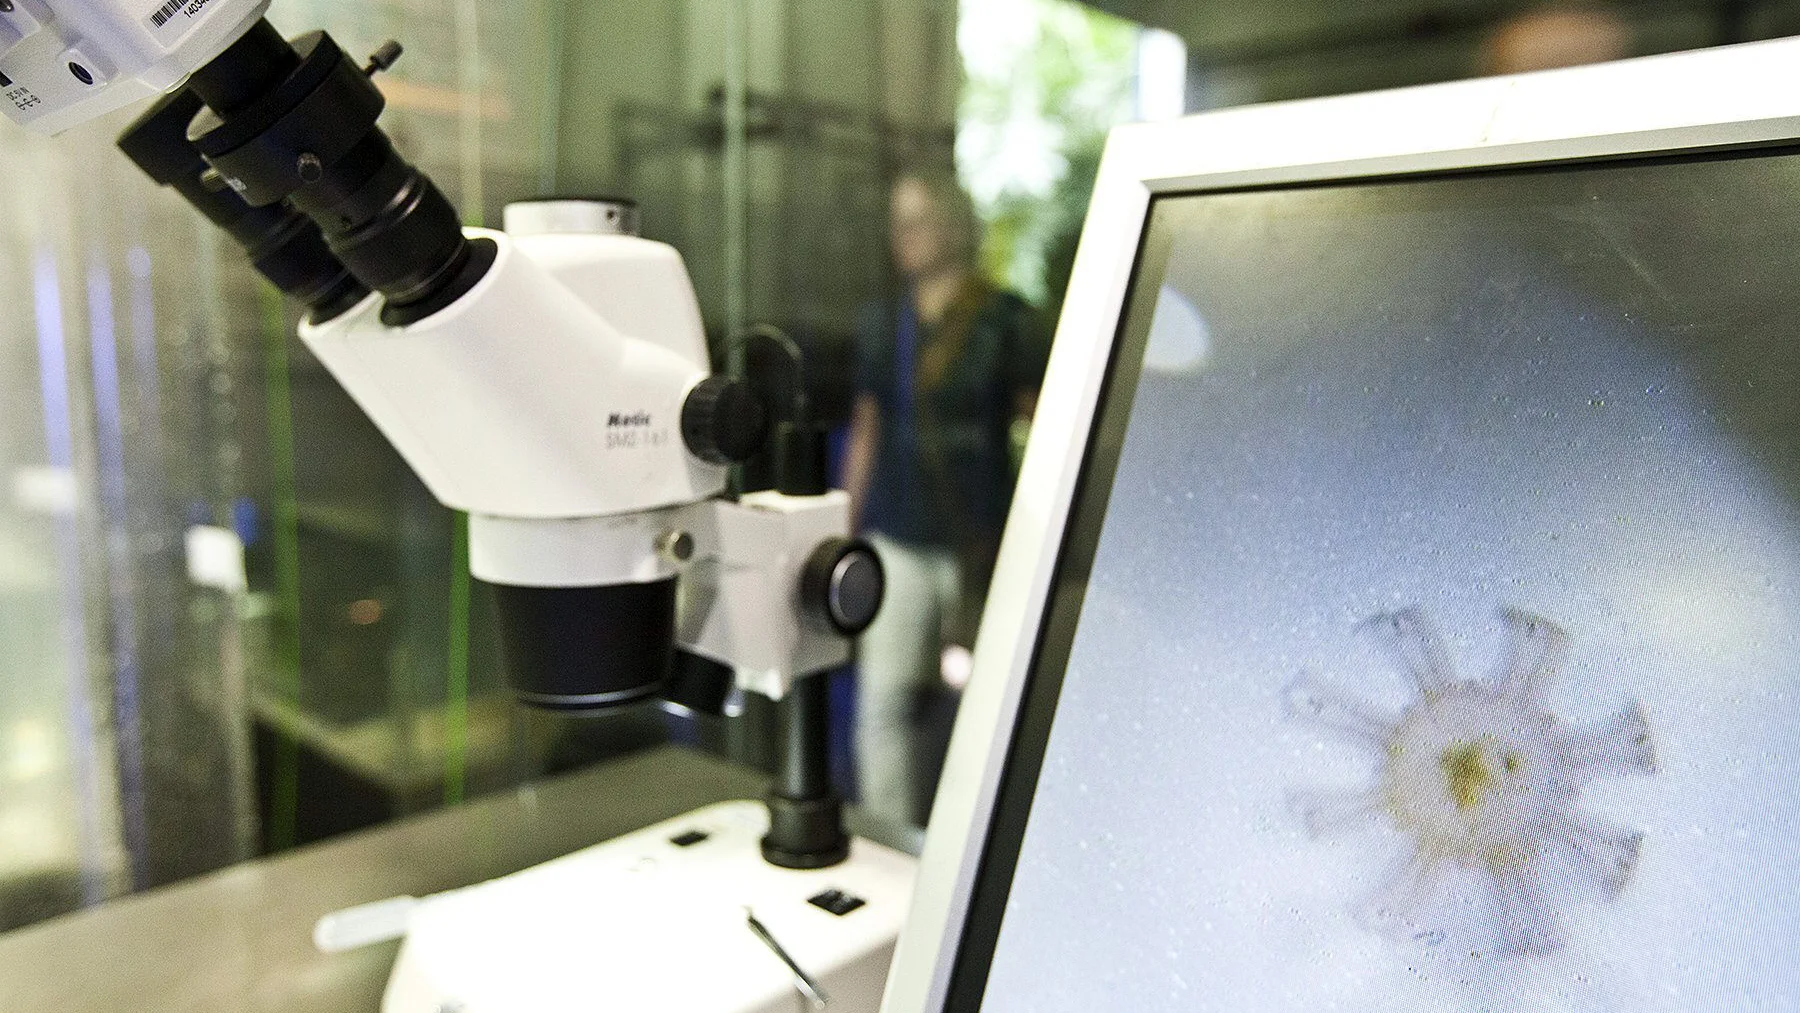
[0,747,773,1012]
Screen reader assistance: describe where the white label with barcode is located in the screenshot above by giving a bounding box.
[144,0,218,42]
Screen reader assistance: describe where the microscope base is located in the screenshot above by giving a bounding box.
[383,800,917,1012]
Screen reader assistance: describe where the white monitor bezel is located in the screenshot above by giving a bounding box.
[881,37,1800,1013]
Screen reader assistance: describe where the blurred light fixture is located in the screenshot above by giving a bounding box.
[1134,28,1187,122]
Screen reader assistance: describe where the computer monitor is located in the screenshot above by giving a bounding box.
[884,39,1800,1013]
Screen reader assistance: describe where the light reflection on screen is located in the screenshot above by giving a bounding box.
[981,154,1800,1011]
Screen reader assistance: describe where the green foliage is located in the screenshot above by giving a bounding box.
[958,0,1139,305]
[1038,137,1105,322]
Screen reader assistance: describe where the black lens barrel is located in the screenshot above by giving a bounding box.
[118,88,365,320]
[175,20,486,322]
[486,580,679,713]
[287,131,482,314]
[187,31,383,205]
[185,18,303,116]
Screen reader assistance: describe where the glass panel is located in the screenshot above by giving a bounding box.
[0,0,974,937]
[255,0,568,847]
[0,115,259,925]
[0,0,574,928]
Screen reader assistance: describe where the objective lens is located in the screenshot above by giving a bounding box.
[486,581,678,713]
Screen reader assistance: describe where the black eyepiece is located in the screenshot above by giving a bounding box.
[174,20,488,322]
[118,87,366,321]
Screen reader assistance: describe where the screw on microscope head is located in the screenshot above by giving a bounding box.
[364,41,404,76]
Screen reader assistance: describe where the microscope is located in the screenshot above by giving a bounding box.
[1,1,916,1009]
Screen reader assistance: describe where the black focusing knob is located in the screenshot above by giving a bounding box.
[802,538,885,636]
[681,376,768,465]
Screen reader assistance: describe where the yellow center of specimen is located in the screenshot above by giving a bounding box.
[1440,742,1496,810]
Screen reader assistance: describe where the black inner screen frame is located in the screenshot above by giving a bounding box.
[937,139,1800,1012]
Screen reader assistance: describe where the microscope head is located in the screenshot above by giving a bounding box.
[298,198,756,712]
[32,4,866,714]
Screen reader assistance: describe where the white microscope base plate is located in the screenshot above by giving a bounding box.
[384,800,917,1013]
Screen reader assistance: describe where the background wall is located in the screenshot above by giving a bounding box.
[1088,0,1800,107]
[551,0,961,420]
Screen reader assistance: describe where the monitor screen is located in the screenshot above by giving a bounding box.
[956,150,1800,1010]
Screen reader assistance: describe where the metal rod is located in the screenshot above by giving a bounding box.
[745,907,831,1006]
[776,673,831,801]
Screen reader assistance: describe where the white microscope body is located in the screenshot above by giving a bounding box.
[5,3,917,1009]
[299,203,872,695]
[311,202,917,1013]
[382,801,916,1013]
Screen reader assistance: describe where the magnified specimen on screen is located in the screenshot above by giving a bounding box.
[1284,607,1656,956]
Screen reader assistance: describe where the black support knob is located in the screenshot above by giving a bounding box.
[802,538,885,636]
[681,376,768,465]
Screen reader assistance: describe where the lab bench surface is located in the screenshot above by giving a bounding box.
[0,747,778,1012]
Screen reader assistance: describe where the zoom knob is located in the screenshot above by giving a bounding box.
[802,538,885,636]
[681,376,768,465]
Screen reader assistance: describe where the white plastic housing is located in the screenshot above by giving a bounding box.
[383,800,917,1013]
[470,492,857,694]
[298,216,855,694]
[508,227,708,372]
[503,198,640,239]
[468,507,689,588]
[1,0,269,134]
[298,228,725,540]
[678,491,858,699]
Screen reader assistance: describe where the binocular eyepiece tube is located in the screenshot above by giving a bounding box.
[120,18,492,329]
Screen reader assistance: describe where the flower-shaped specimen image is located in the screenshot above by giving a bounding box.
[1284,607,1656,957]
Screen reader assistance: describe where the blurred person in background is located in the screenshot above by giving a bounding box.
[1482,5,1632,74]
[844,167,1049,827]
